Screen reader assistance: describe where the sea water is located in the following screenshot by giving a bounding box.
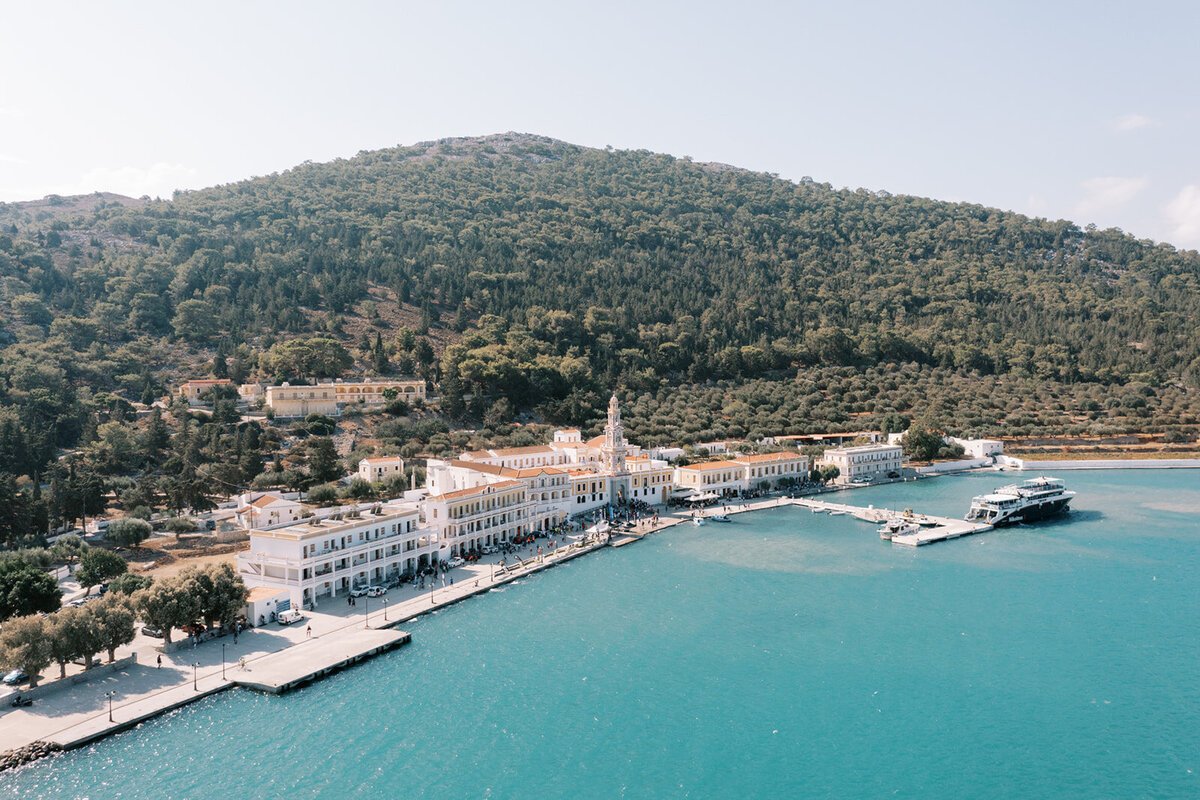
[2,470,1197,799]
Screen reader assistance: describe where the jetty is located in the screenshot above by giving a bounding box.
[789,498,993,546]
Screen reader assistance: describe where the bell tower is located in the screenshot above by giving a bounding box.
[601,393,627,476]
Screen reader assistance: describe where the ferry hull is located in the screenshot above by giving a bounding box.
[991,498,1072,527]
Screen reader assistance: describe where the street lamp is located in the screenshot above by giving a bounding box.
[221,643,226,680]
[192,662,199,691]
[383,598,388,622]
[106,690,115,722]
[364,593,370,628]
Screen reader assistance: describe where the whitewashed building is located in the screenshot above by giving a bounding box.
[235,493,303,530]
[423,480,534,556]
[237,503,436,609]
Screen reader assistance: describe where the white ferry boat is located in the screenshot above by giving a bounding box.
[964,477,1074,527]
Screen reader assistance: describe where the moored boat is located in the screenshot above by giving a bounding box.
[965,476,1074,526]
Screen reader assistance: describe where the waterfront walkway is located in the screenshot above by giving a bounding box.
[0,533,607,757]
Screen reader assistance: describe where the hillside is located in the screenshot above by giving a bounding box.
[0,132,1198,496]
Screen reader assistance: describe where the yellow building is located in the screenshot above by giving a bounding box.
[263,379,426,417]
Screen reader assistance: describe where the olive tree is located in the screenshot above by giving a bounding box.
[86,596,137,662]
[181,563,246,629]
[76,549,127,594]
[134,578,199,645]
[106,518,152,550]
[0,615,52,687]
[46,607,89,679]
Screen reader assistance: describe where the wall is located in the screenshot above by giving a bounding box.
[917,457,992,475]
[1006,458,1200,470]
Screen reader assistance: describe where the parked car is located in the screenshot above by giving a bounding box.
[278,609,303,625]
[366,585,388,597]
[446,557,466,569]
[141,626,165,639]
[350,586,369,598]
[2,670,28,686]
[480,546,498,555]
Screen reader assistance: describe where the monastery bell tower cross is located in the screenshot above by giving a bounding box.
[602,393,628,476]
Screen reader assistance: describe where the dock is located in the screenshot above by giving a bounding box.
[789,498,993,546]
[234,628,411,694]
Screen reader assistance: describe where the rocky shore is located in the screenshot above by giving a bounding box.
[0,741,61,772]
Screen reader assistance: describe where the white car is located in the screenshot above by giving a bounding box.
[277,609,303,625]
[480,545,498,555]
[366,585,388,597]
[350,586,369,598]
[445,557,465,569]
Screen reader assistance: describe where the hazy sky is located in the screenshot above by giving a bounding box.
[3,1,1198,248]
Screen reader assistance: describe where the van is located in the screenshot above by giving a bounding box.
[277,609,303,626]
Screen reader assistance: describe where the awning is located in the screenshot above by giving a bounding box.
[585,521,611,534]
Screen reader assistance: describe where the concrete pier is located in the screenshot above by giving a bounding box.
[234,629,411,694]
[790,497,993,546]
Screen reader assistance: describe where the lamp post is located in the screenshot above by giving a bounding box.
[106,690,115,722]
[383,598,388,622]
[192,662,199,691]
[364,593,370,628]
[221,643,226,680]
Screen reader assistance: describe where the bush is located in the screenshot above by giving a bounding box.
[306,484,340,505]
[164,517,200,534]
[127,505,152,520]
[107,518,153,549]
[343,477,375,500]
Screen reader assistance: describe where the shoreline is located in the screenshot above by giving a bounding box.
[2,464,1186,770]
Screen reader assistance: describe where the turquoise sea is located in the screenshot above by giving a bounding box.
[3,470,1198,799]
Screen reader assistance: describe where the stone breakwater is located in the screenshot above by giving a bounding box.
[0,740,61,772]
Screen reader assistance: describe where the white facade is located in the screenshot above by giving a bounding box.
[235,493,303,530]
[818,444,906,485]
[237,503,436,609]
[949,438,1004,459]
[423,480,534,556]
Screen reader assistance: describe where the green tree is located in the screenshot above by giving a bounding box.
[134,577,199,644]
[50,533,88,567]
[0,615,52,687]
[306,484,339,505]
[86,595,137,662]
[46,607,89,679]
[344,477,375,500]
[106,517,152,550]
[901,428,945,462]
[170,298,219,341]
[0,559,61,621]
[181,563,246,629]
[306,437,342,483]
[107,572,153,595]
[262,338,352,380]
[76,549,127,594]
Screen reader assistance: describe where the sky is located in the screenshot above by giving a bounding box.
[2,1,1198,248]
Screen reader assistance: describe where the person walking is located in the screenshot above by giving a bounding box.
[306,625,312,639]
[156,654,162,669]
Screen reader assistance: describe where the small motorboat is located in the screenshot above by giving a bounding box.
[711,514,732,523]
[879,519,922,541]
[691,514,707,526]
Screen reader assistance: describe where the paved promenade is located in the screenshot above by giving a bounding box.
[0,532,608,757]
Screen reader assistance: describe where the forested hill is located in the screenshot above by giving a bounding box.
[1,133,1199,458]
